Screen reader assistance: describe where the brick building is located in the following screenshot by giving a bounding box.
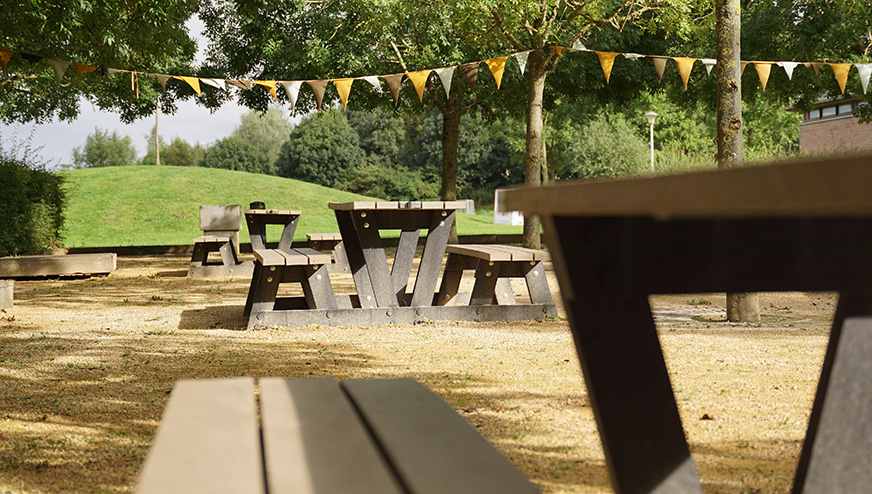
[799,98,872,154]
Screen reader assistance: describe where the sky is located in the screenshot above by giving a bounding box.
[0,17,252,169]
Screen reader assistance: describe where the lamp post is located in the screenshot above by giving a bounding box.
[644,111,658,172]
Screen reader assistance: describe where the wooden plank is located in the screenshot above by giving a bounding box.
[443,200,470,210]
[253,248,285,266]
[328,202,376,211]
[445,245,512,261]
[277,249,312,266]
[199,205,242,231]
[136,378,264,494]
[0,253,116,279]
[294,247,332,265]
[259,378,403,494]
[0,280,12,309]
[503,153,872,218]
[307,233,342,242]
[193,235,231,244]
[243,209,302,216]
[342,378,539,494]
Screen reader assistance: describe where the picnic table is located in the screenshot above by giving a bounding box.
[135,377,537,494]
[502,153,872,494]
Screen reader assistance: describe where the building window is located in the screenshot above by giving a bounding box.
[803,102,855,122]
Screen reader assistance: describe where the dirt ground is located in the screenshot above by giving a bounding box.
[0,254,837,493]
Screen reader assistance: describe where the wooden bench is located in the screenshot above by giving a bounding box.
[189,205,253,277]
[437,244,554,307]
[306,233,349,273]
[244,247,336,328]
[136,377,538,494]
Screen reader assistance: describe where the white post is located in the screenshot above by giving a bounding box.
[644,111,658,172]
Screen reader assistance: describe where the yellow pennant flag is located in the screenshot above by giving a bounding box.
[552,46,566,56]
[174,76,201,95]
[651,57,668,82]
[76,64,97,79]
[484,57,508,89]
[0,48,12,72]
[595,52,620,83]
[753,62,773,91]
[829,63,851,94]
[673,57,696,89]
[255,80,278,100]
[333,78,354,109]
[406,70,432,103]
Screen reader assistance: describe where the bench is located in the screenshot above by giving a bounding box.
[437,244,554,307]
[0,280,11,309]
[244,247,336,328]
[306,233,349,273]
[136,377,538,494]
[189,205,253,277]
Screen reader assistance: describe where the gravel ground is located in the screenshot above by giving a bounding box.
[0,254,836,493]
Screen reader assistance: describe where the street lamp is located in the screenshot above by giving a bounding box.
[644,111,658,172]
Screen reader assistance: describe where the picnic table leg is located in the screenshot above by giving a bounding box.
[523,260,553,305]
[392,230,420,304]
[469,261,502,306]
[218,239,239,266]
[248,265,282,321]
[793,292,872,494]
[335,210,378,308]
[410,210,454,307]
[299,264,338,310]
[243,262,262,316]
[436,253,472,306]
[350,212,398,308]
[247,218,267,251]
[277,216,300,252]
[190,241,208,267]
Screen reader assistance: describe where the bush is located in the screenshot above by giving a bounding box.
[71,128,138,168]
[200,136,271,174]
[0,139,66,255]
[276,110,365,188]
[551,113,650,180]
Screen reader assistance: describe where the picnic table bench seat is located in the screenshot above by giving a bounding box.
[136,377,538,494]
[188,235,253,277]
[437,244,554,307]
[244,247,337,327]
[306,233,349,273]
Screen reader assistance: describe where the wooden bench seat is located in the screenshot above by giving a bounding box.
[306,233,349,273]
[188,235,253,277]
[244,248,337,328]
[438,244,554,307]
[136,377,538,494]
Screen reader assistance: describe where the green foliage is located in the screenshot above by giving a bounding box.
[139,127,166,166]
[0,137,66,255]
[550,113,649,180]
[231,107,294,174]
[161,137,206,167]
[276,110,365,188]
[200,136,271,174]
[71,128,138,168]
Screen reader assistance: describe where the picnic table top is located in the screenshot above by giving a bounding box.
[501,153,872,219]
[329,201,468,211]
[243,209,302,216]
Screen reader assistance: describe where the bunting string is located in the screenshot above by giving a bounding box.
[0,44,870,113]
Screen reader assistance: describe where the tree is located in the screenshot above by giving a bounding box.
[162,137,205,167]
[275,110,365,188]
[1,0,201,124]
[71,128,138,168]
[200,136,270,174]
[231,107,294,174]
[140,127,167,166]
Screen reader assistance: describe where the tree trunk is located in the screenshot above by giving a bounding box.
[717,0,759,322]
[523,50,546,249]
[441,91,462,244]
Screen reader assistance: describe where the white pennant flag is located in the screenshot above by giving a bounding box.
[434,67,455,99]
[622,53,644,61]
[361,76,382,92]
[571,40,587,51]
[513,51,531,75]
[777,61,800,80]
[280,81,304,112]
[701,59,716,75]
[856,63,872,94]
[200,78,226,90]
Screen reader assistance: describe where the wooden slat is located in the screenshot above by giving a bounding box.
[307,233,342,241]
[243,209,302,216]
[253,248,286,266]
[0,253,116,279]
[328,202,376,211]
[193,235,231,244]
[278,249,312,266]
[342,378,539,494]
[443,200,470,210]
[445,245,512,261]
[502,153,872,218]
[294,247,332,265]
[136,378,263,494]
[259,378,403,494]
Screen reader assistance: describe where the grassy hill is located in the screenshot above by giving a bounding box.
[60,166,522,248]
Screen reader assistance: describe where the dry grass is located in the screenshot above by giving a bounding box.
[0,255,835,493]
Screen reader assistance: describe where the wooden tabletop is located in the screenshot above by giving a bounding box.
[329,201,468,211]
[501,153,872,219]
[243,209,302,216]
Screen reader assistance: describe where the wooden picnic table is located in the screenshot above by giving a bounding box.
[244,208,302,251]
[502,153,872,494]
[135,377,537,494]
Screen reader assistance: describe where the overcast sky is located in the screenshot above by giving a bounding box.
[0,16,254,169]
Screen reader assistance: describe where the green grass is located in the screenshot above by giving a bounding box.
[60,165,522,248]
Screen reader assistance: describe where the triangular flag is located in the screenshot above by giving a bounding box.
[381,74,404,105]
[103,67,124,75]
[20,53,43,64]
[255,80,278,99]
[701,59,716,76]
[674,57,696,89]
[0,48,13,72]
[280,81,303,112]
[47,59,70,84]
[513,51,531,75]
[152,74,172,90]
[406,70,432,103]
[434,66,455,99]
[856,63,872,94]
[571,40,587,51]
[307,80,328,110]
[829,63,851,95]
[741,61,750,76]
[777,61,799,80]
[484,57,508,89]
[552,46,566,56]
[333,78,354,109]
[623,53,644,61]
[227,79,253,90]
[75,64,97,79]
[361,75,381,92]
[807,62,825,75]
[651,56,668,82]
[200,78,226,90]
[595,52,620,83]
[174,76,201,95]
[459,63,479,91]
[753,62,773,90]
